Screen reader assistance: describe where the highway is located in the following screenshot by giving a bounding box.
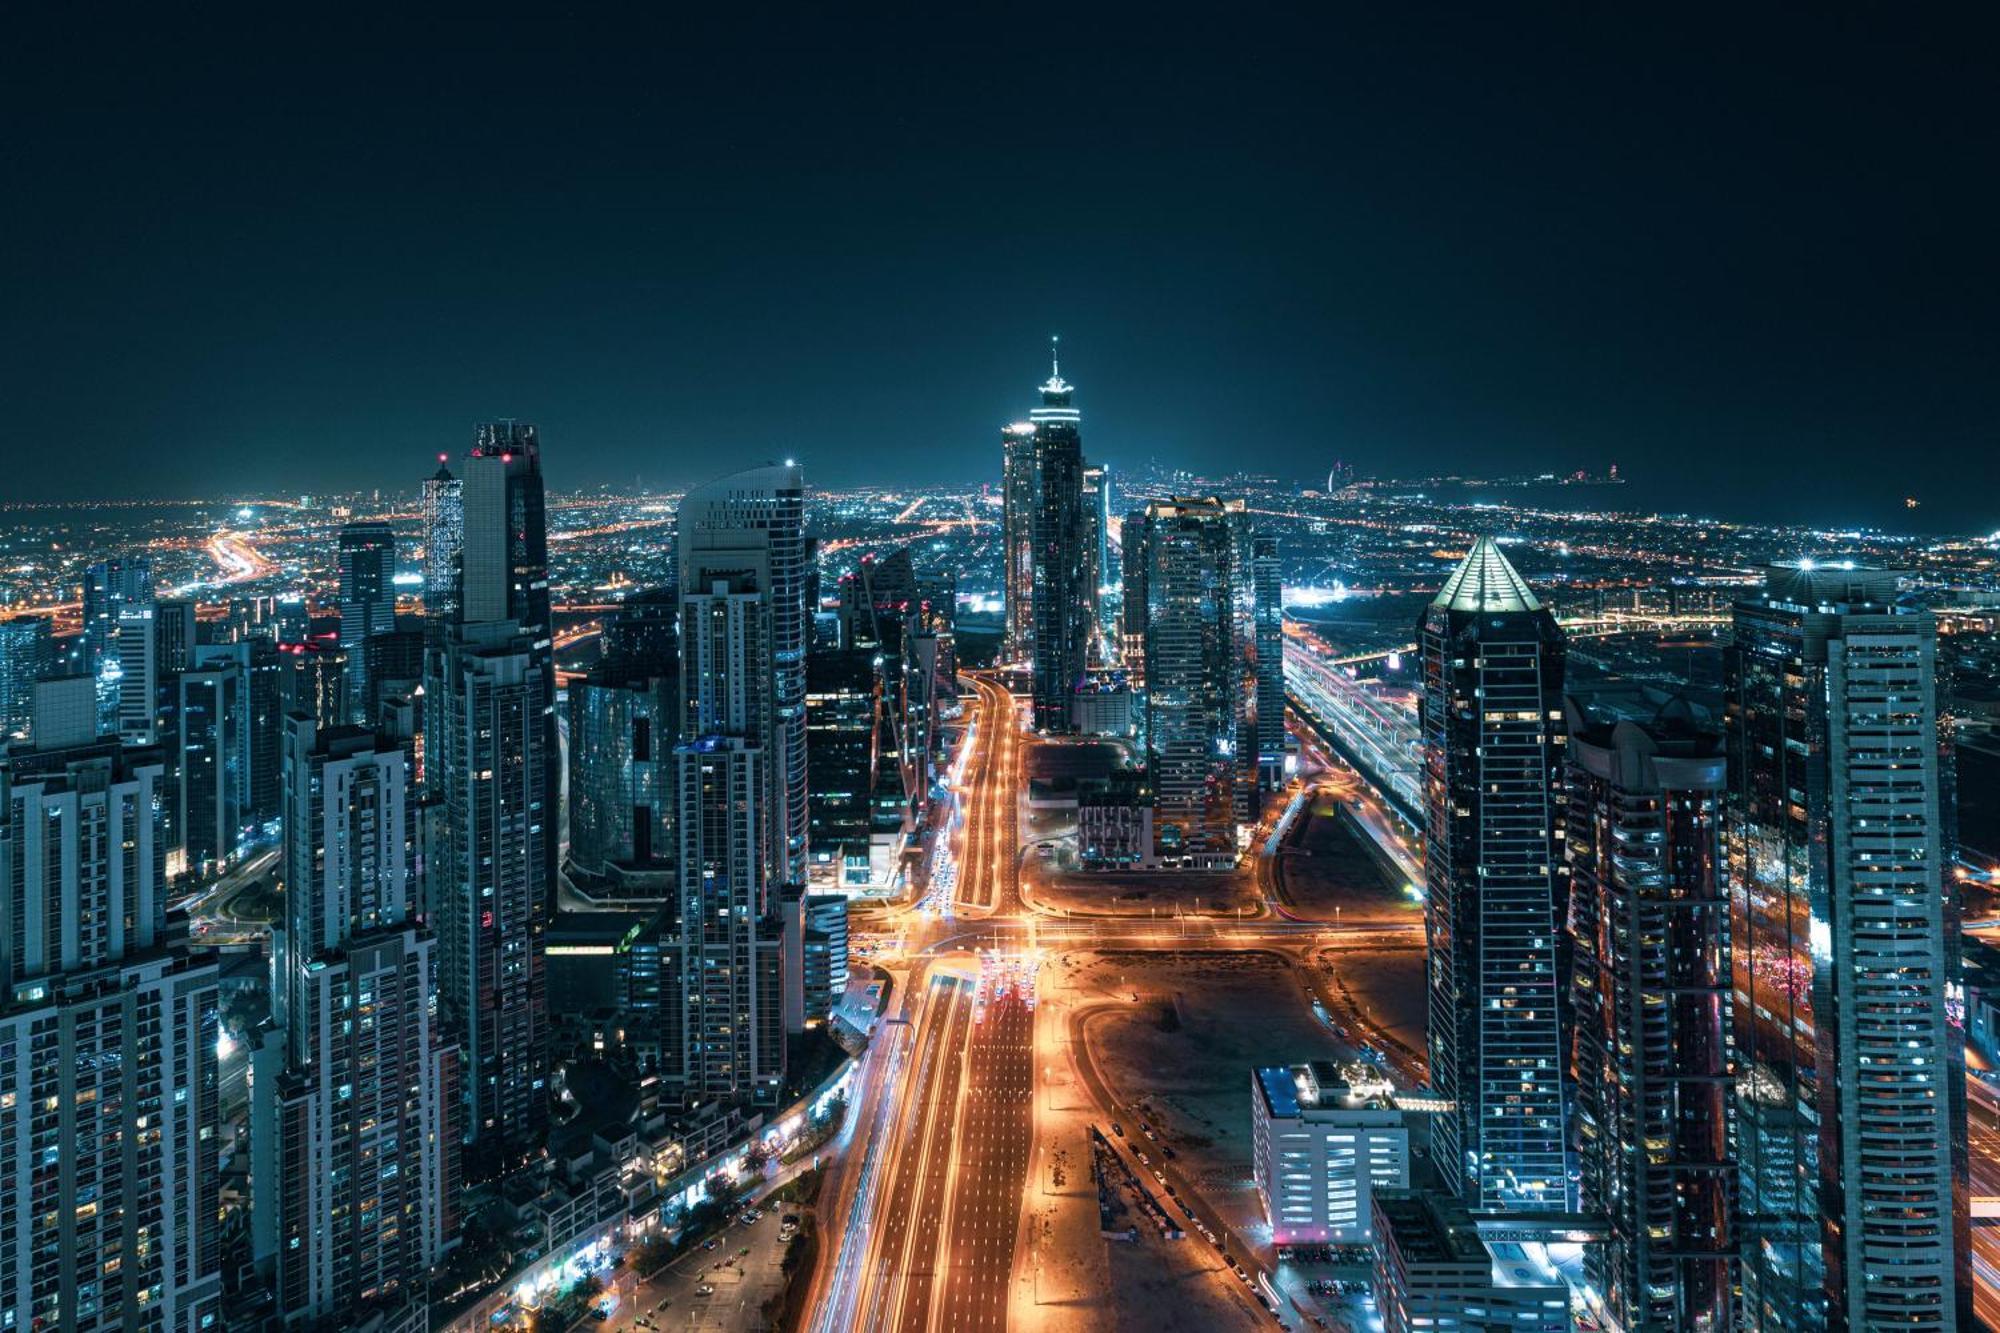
[807,672,1423,1330]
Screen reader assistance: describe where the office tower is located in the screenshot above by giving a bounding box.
[1000,421,1039,663]
[0,677,222,1330]
[82,556,153,736]
[361,621,426,728]
[1566,700,1733,1332]
[672,736,786,1104]
[433,620,551,1154]
[278,639,349,732]
[806,640,877,890]
[1728,564,1963,1332]
[1138,497,1247,866]
[256,717,456,1324]
[0,614,50,738]
[154,597,197,671]
[337,520,397,723]
[1251,533,1286,799]
[1028,350,1091,732]
[238,639,284,829]
[422,455,464,625]
[112,597,160,744]
[1418,536,1568,1210]
[179,655,244,878]
[1119,507,1151,672]
[461,423,561,904]
[567,673,677,901]
[677,461,809,885]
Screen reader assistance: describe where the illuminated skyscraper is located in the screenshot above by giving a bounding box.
[1081,462,1110,658]
[82,554,152,736]
[337,520,397,724]
[1728,564,1964,1332]
[256,717,456,1325]
[1566,700,1733,1332]
[460,423,558,899]
[1418,536,1569,1210]
[0,615,50,739]
[434,619,551,1156]
[1251,533,1287,796]
[1137,497,1247,867]
[1028,345,1091,733]
[0,677,222,1331]
[1000,422,1039,662]
[422,455,464,625]
[677,461,809,885]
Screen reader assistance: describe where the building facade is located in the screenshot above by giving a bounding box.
[0,679,222,1331]
[1419,537,1569,1210]
[1028,358,1090,733]
[1139,497,1246,867]
[1566,701,1733,1332]
[676,462,809,885]
[1727,564,1964,1331]
[1252,1063,1409,1244]
[337,521,397,724]
[258,718,456,1326]
[434,621,551,1155]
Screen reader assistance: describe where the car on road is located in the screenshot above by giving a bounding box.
[1111,1122,1124,1136]
[695,1284,714,1297]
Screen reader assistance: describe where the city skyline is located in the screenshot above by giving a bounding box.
[4,11,1998,1332]
[6,11,1998,532]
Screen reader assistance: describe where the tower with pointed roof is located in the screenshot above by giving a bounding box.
[1418,536,1570,1210]
[1023,339,1091,731]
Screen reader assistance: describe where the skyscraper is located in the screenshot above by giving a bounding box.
[1119,506,1152,672]
[0,615,51,739]
[1000,422,1039,663]
[1028,347,1091,733]
[82,555,153,736]
[1251,533,1287,798]
[434,620,551,1156]
[671,736,786,1105]
[422,455,464,626]
[256,716,456,1325]
[1728,564,1964,1332]
[337,520,397,724]
[0,677,222,1330]
[1418,536,1569,1210]
[1081,462,1109,659]
[677,461,809,885]
[114,597,160,744]
[806,639,877,890]
[567,671,677,901]
[1566,700,1733,1332]
[1138,497,1248,866]
[178,656,244,878]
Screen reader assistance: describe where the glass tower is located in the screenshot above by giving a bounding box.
[1728,564,1963,1332]
[1418,536,1569,1210]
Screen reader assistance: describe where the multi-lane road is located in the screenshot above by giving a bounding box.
[806,672,1418,1331]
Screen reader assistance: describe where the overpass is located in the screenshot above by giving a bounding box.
[1282,611,1729,827]
[1283,639,1425,824]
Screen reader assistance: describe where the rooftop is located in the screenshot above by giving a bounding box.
[1431,536,1541,613]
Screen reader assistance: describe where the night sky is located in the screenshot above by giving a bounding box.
[5,8,1995,532]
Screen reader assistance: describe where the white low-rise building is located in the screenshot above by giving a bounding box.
[1251,1062,1409,1243]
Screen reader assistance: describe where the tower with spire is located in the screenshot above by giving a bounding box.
[1418,536,1570,1211]
[1020,337,1091,731]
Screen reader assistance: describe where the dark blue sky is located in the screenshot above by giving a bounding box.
[4,8,1995,532]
